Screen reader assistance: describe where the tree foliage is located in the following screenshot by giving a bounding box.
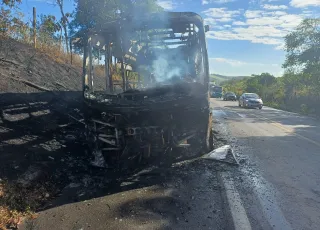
[0,6,29,40]
[283,18,320,93]
[1,0,21,8]
[283,18,320,72]
[71,0,163,36]
[37,14,61,45]
[0,0,72,58]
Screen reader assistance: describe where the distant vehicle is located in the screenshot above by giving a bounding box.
[239,93,263,109]
[223,92,237,101]
[210,85,223,98]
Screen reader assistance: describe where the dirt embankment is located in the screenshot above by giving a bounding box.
[0,36,83,93]
[0,37,88,229]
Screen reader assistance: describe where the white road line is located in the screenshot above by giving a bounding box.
[236,113,247,118]
[220,172,252,230]
[241,168,293,230]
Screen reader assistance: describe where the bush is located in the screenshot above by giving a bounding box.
[300,104,309,115]
[264,101,280,109]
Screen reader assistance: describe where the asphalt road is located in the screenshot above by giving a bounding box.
[17,97,320,230]
[19,152,228,229]
[211,98,320,230]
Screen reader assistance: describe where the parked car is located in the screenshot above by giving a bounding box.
[223,92,237,101]
[239,93,263,109]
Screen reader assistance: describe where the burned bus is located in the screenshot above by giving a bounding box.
[79,12,213,167]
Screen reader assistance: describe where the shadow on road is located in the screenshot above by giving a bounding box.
[214,102,320,143]
[0,91,89,225]
[1,92,227,230]
[231,133,320,230]
[224,105,259,109]
[22,158,226,230]
[0,92,83,180]
[210,102,320,230]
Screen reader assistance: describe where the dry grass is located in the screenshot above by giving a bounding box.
[0,180,51,230]
[1,33,83,68]
[0,36,85,93]
[37,43,83,68]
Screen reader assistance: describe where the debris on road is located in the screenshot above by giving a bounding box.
[64,134,77,142]
[90,150,107,168]
[17,165,43,187]
[203,145,239,165]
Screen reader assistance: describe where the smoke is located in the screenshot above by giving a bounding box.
[124,11,191,83]
[115,11,201,87]
[151,47,190,83]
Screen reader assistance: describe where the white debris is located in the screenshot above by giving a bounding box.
[203,145,231,160]
[202,145,239,165]
[90,150,107,168]
[67,183,81,188]
[65,135,76,142]
[17,166,42,186]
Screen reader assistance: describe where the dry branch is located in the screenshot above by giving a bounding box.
[1,73,52,92]
[0,58,20,66]
[55,81,68,89]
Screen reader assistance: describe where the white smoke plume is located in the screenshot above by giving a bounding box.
[150,47,190,83]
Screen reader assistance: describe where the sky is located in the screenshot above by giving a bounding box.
[18,0,320,77]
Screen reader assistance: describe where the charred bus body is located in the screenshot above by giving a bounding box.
[80,12,213,167]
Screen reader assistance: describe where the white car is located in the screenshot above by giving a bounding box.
[239,93,263,109]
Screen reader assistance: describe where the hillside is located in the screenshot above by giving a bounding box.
[210,74,250,84]
[0,37,86,93]
[0,37,99,229]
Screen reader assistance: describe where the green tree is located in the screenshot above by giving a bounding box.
[1,0,21,7]
[0,6,29,40]
[257,73,276,86]
[246,75,263,94]
[283,18,320,71]
[0,7,12,35]
[283,18,320,94]
[37,14,61,45]
[71,0,163,37]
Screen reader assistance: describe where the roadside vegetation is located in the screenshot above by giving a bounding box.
[0,0,83,68]
[222,18,320,116]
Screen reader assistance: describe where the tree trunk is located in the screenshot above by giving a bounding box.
[57,0,69,53]
[63,24,69,53]
[59,27,63,50]
[33,7,37,48]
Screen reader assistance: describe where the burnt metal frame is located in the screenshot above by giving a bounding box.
[81,12,210,96]
[78,12,212,166]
